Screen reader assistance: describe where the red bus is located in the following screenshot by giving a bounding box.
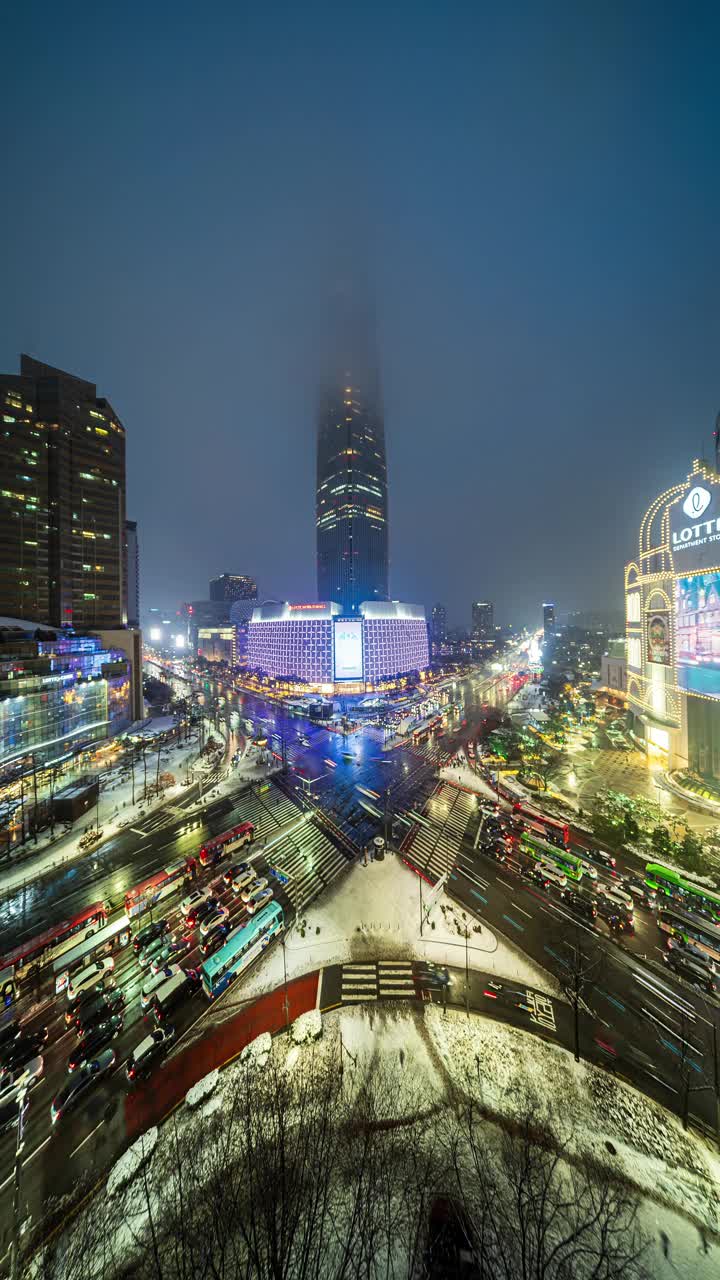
[521,810,570,849]
[199,821,255,867]
[124,860,189,919]
[0,901,107,982]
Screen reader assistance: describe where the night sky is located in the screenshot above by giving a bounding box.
[3,2,720,629]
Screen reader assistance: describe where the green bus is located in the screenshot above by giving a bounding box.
[520,832,584,882]
[657,905,720,965]
[645,864,720,922]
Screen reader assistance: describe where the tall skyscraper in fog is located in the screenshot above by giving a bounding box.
[316,290,388,614]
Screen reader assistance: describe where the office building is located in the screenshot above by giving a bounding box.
[543,602,556,640]
[247,600,428,691]
[0,356,127,629]
[316,371,388,615]
[472,601,494,639]
[209,574,257,603]
[125,520,139,627]
[431,603,447,655]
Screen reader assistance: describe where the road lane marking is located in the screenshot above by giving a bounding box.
[511,902,532,918]
[502,914,523,932]
[25,1135,51,1163]
[71,1121,103,1159]
[471,889,488,904]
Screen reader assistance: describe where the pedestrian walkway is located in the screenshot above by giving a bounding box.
[403,784,476,884]
[340,960,417,1003]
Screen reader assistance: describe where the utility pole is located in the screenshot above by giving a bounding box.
[31,754,38,844]
[464,924,470,1017]
[9,1088,27,1280]
[419,873,423,938]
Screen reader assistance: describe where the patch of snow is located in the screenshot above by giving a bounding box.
[239,1031,271,1068]
[106,1128,157,1199]
[291,1008,322,1044]
[185,1068,219,1108]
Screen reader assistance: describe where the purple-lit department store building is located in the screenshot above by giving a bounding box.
[246,601,429,692]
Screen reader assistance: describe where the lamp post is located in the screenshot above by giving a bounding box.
[9,1088,27,1280]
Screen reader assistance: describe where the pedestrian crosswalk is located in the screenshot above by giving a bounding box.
[222,784,351,912]
[340,961,417,1003]
[402,783,476,884]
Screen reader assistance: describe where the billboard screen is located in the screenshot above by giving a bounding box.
[676,572,720,698]
[670,479,720,574]
[334,620,363,681]
[646,612,670,666]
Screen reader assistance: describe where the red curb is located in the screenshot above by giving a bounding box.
[124,971,319,1139]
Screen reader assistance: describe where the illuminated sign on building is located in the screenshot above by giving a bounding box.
[646,612,670,666]
[334,620,363,680]
[670,479,720,573]
[676,572,720,699]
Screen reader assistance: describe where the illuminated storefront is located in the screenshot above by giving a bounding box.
[625,460,720,777]
[0,627,131,771]
[246,600,429,692]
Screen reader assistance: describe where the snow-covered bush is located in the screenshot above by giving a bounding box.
[107,1128,157,1198]
[292,1009,322,1044]
[239,1031,271,1068]
[186,1069,219,1109]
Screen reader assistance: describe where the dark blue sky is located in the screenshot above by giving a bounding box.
[3,1,720,628]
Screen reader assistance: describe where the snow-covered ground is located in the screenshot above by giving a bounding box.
[238,853,561,1001]
[41,1002,720,1279]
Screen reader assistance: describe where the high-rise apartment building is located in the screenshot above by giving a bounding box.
[543,602,556,640]
[0,355,127,627]
[472,600,494,639]
[431,603,447,648]
[125,520,139,627]
[209,574,257,603]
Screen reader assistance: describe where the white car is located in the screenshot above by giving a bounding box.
[241,876,268,905]
[180,887,212,917]
[246,886,273,915]
[67,957,115,1004]
[597,883,634,915]
[140,963,181,1010]
[200,905,229,936]
[232,867,255,895]
[0,1056,44,1106]
[580,860,598,881]
[538,861,567,889]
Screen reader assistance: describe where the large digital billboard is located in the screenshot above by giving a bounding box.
[676,572,720,698]
[647,612,670,666]
[334,619,363,681]
[670,479,720,574]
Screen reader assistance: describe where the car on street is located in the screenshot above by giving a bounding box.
[200,924,230,957]
[140,964,180,1010]
[0,1056,44,1106]
[561,888,597,920]
[232,866,255,894]
[223,861,249,888]
[588,848,617,872]
[0,1026,48,1074]
[67,957,115,1004]
[186,897,219,928]
[246,886,273,915]
[67,1016,123,1072]
[199,904,229,936]
[126,1026,176,1083]
[76,989,126,1036]
[599,910,634,936]
[137,934,173,969]
[180,886,212,917]
[241,876,268,904]
[150,935,194,974]
[132,919,169,954]
[596,883,634,915]
[521,865,550,891]
[663,948,717,992]
[620,877,657,910]
[0,1021,20,1055]
[580,860,598,880]
[64,978,116,1026]
[51,1048,116,1124]
[537,861,567,889]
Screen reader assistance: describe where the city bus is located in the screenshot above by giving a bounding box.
[201,901,284,999]
[520,832,584,882]
[124,860,189,920]
[645,863,720,922]
[657,905,720,966]
[52,914,132,994]
[0,901,107,983]
[198,821,255,868]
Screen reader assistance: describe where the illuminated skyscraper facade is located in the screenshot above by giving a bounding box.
[316,375,388,614]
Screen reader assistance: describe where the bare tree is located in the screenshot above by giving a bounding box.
[550,922,602,1063]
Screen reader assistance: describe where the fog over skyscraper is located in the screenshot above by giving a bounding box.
[315,288,389,614]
